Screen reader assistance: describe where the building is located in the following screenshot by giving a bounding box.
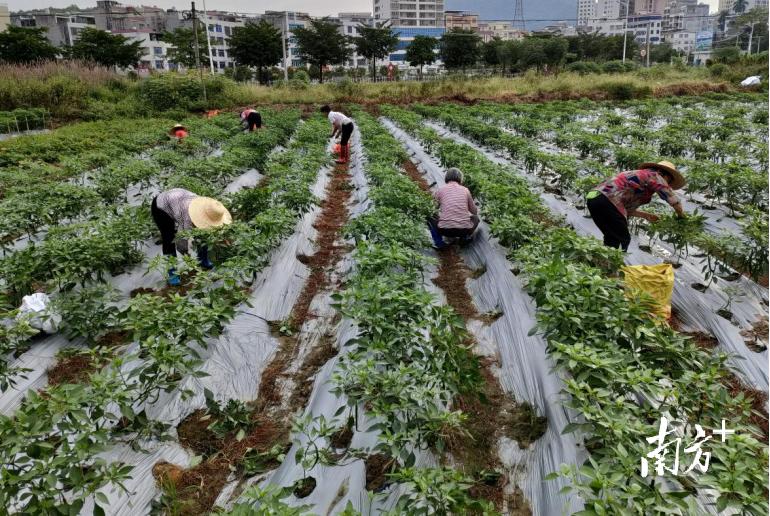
[662,0,710,40]
[337,12,375,69]
[668,29,696,51]
[444,10,478,31]
[114,29,173,71]
[585,14,662,45]
[263,11,312,69]
[92,0,168,33]
[11,11,98,46]
[634,0,665,14]
[0,4,10,31]
[373,0,445,28]
[577,0,596,27]
[719,0,768,12]
[477,20,526,42]
[537,21,578,35]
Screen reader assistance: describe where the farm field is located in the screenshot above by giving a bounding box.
[0,92,767,516]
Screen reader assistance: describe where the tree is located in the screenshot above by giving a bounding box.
[440,28,481,71]
[163,26,206,68]
[405,35,438,77]
[482,38,502,69]
[733,0,748,14]
[735,8,769,52]
[354,22,398,80]
[717,10,729,32]
[292,18,350,84]
[713,45,741,63]
[541,37,569,73]
[68,27,143,68]
[649,42,675,63]
[228,20,283,84]
[0,26,59,63]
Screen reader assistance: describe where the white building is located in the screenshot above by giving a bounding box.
[538,21,578,35]
[114,29,173,71]
[668,30,696,51]
[719,0,768,11]
[337,12,374,69]
[577,0,596,27]
[478,20,527,42]
[585,14,663,45]
[373,0,445,27]
[263,11,312,69]
[11,12,98,46]
[0,3,10,30]
[203,12,245,72]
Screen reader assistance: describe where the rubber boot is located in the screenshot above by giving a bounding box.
[427,219,446,249]
[335,144,348,164]
[197,247,214,270]
[167,268,181,286]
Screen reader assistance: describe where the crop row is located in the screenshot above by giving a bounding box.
[0,113,337,514]
[382,105,768,515]
[410,102,769,282]
[271,110,495,514]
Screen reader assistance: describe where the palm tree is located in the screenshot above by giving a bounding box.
[733,0,748,14]
[717,10,728,32]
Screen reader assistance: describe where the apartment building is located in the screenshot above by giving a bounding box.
[337,12,375,69]
[577,0,596,27]
[263,11,313,69]
[373,0,445,28]
[585,14,663,45]
[444,10,478,31]
[0,3,10,30]
[719,0,768,11]
[11,11,98,46]
[477,20,526,42]
[113,29,173,70]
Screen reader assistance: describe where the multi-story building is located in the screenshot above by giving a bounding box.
[263,11,312,69]
[444,10,478,31]
[633,0,664,15]
[662,0,710,38]
[0,3,10,30]
[477,20,526,42]
[373,0,445,28]
[113,29,173,71]
[668,30,696,52]
[719,0,768,11]
[11,11,98,46]
[166,9,247,72]
[337,12,375,69]
[577,0,596,28]
[585,14,662,45]
[93,0,168,32]
[537,21,578,35]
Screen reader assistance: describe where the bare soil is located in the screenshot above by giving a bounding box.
[365,453,394,491]
[177,409,223,456]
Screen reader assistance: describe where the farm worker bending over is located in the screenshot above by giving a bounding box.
[587,160,686,251]
[427,168,480,249]
[321,105,353,165]
[170,124,188,139]
[151,188,232,286]
[241,108,262,132]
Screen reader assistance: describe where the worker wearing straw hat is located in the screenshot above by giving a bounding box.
[151,188,232,285]
[170,123,188,139]
[586,161,687,251]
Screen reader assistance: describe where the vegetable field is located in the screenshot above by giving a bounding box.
[0,93,766,516]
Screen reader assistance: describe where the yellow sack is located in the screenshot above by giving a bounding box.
[621,264,674,320]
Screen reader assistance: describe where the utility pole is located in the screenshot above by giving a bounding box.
[747,21,755,55]
[622,0,631,63]
[283,11,289,81]
[191,2,208,103]
[201,0,215,74]
[645,21,651,66]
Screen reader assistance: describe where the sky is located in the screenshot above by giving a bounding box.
[7,0,719,25]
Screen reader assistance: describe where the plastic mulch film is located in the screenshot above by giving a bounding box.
[383,117,585,515]
[86,151,334,513]
[422,120,768,393]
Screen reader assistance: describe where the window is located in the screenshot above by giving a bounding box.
[225,26,231,35]
[153,46,163,55]
[215,24,222,32]
[218,49,225,57]
[217,37,224,44]
[208,24,214,31]
[218,61,226,69]
[348,26,353,33]
[155,60,164,69]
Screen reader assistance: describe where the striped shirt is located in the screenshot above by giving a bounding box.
[434,182,478,229]
[328,111,352,127]
[595,169,679,218]
[156,189,198,253]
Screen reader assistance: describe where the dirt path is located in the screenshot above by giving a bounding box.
[156,153,354,515]
[401,158,539,515]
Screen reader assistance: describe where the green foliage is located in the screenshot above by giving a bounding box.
[0,26,59,63]
[229,20,283,84]
[162,26,206,69]
[354,23,399,80]
[67,27,144,68]
[203,388,253,439]
[406,35,438,74]
[440,28,482,70]
[387,468,496,515]
[291,18,351,83]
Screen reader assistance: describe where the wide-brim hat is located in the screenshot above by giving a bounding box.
[172,123,186,131]
[639,161,686,190]
[188,197,232,229]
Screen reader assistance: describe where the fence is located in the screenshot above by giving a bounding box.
[0,110,53,136]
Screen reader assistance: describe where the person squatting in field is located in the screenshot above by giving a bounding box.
[241,108,262,132]
[170,123,188,139]
[427,167,480,249]
[321,105,353,165]
[587,160,687,251]
[151,188,232,285]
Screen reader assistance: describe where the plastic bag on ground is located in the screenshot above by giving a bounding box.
[622,264,675,320]
[740,76,761,86]
[17,293,60,334]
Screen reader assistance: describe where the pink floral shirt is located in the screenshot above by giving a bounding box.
[596,168,680,218]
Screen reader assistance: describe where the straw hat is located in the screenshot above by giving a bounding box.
[639,161,686,190]
[188,197,232,229]
[172,123,186,131]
